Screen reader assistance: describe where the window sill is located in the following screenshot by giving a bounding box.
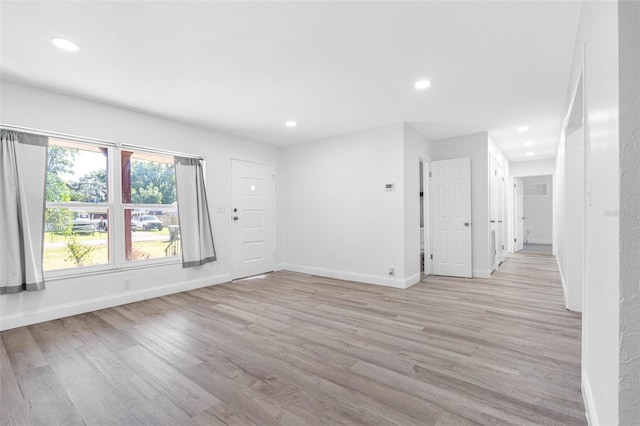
[44,258,183,282]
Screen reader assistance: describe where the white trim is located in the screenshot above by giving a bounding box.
[121,142,203,161]
[404,273,421,288]
[472,269,492,278]
[282,264,415,289]
[525,239,553,245]
[0,273,231,331]
[1,123,118,147]
[582,370,598,426]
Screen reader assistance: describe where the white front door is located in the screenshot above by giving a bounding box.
[430,158,472,278]
[231,159,275,279]
[515,178,524,252]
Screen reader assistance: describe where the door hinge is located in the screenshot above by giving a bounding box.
[502,244,505,250]
[502,177,504,182]
[514,183,517,188]
[429,171,432,178]
[495,170,497,176]
[430,254,433,260]
[514,238,517,242]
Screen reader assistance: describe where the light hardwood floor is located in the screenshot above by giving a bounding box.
[1,251,585,425]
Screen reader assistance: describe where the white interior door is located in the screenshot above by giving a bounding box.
[430,157,472,278]
[515,178,524,252]
[231,159,275,279]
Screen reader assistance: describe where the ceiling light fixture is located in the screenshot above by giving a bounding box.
[523,141,534,146]
[517,126,529,132]
[50,37,79,52]
[414,80,431,90]
[525,152,535,156]
[285,121,297,127]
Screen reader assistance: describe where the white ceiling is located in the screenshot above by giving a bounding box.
[0,1,582,161]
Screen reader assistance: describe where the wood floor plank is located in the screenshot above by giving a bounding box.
[16,365,84,425]
[0,251,586,425]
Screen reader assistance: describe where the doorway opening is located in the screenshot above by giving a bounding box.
[514,175,553,254]
[419,160,430,278]
[490,154,506,272]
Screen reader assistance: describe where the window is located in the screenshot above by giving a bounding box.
[524,183,548,197]
[44,138,110,271]
[44,138,182,274]
[122,150,180,262]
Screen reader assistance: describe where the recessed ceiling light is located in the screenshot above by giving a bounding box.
[517,126,529,132]
[523,141,534,146]
[414,80,431,90]
[525,152,535,156]
[50,37,79,52]
[285,121,297,127]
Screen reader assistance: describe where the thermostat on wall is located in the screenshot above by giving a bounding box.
[385,183,396,191]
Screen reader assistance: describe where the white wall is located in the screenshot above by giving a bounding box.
[403,124,434,283]
[433,132,491,277]
[0,80,282,330]
[565,124,585,312]
[618,1,640,424]
[281,123,412,288]
[556,1,620,423]
[555,138,567,278]
[510,159,556,177]
[522,175,553,244]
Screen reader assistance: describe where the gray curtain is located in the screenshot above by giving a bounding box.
[1,130,48,294]
[174,157,216,267]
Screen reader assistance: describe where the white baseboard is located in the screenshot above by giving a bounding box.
[526,239,552,244]
[0,273,231,331]
[404,273,421,289]
[282,263,414,289]
[473,269,492,278]
[582,370,598,425]
[275,263,286,271]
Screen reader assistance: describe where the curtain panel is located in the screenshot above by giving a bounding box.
[0,130,48,294]
[174,157,217,267]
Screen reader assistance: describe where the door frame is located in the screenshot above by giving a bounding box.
[420,157,431,276]
[229,157,276,280]
[514,177,524,252]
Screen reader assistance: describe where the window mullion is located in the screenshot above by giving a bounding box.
[112,147,125,268]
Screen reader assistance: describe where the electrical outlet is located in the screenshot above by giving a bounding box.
[123,279,132,290]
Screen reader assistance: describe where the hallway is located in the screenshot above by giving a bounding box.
[1,252,585,425]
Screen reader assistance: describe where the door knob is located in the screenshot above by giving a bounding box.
[233,216,239,221]
[464,222,470,227]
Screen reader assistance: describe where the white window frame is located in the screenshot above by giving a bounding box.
[31,131,202,279]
